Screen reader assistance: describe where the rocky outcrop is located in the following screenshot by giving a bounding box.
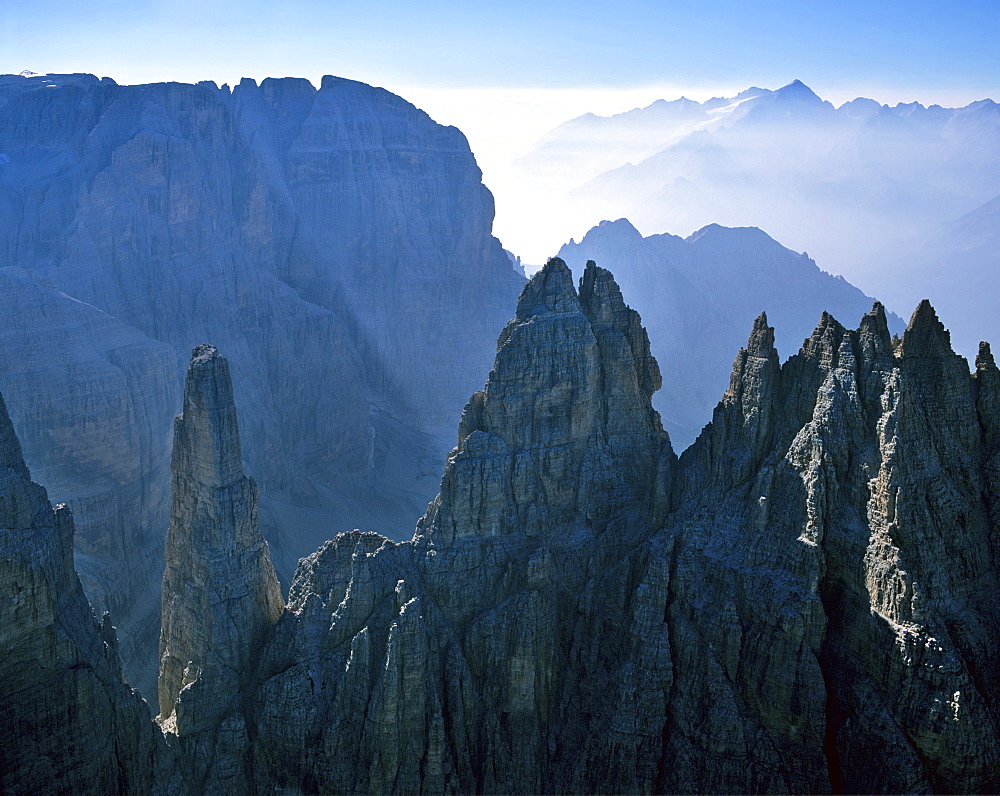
[151,259,999,792]
[158,345,282,790]
[670,298,1000,792]
[222,262,1000,792]
[0,389,178,794]
[0,72,523,693]
[5,257,1000,792]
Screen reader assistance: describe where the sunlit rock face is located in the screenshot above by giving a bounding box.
[671,300,1000,792]
[0,72,524,693]
[159,260,1000,793]
[0,390,179,795]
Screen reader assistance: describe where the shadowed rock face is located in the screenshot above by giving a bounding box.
[0,391,179,795]
[0,72,524,694]
[4,259,1000,792]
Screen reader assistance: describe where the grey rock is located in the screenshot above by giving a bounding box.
[218,262,999,792]
[7,253,1000,792]
[0,388,179,794]
[0,72,523,694]
[158,345,283,787]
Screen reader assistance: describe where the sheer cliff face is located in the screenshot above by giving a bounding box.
[222,262,998,793]
[0,391,177,795]
[0,72,523,690]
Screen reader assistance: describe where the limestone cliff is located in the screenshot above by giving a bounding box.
[158,345,283,790]
[0,390,178,794]
[0,71,524,693]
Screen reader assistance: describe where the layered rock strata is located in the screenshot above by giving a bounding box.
[158,345,283,791]
[0,390,178,794]
[0,71,523,691]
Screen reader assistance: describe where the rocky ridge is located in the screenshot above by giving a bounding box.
[159,259,1000,792]
[4,257,1000,792]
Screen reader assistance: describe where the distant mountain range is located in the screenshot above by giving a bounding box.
[506,80,998,356]
[559,218,905,448]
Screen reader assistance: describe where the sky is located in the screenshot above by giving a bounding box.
[4,0,996,147]
[3,0,997,259]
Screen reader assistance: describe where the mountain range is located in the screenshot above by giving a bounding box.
[558,218,905,448]
[504,80,999,358]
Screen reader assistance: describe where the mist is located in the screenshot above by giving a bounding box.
[497,80,1000,357]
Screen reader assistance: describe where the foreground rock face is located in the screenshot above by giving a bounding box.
[154,259,1000,792]
[0,391,177,794]
[0,71,524,693]
[5,258,999,792]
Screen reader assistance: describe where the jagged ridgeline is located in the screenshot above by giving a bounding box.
[3,259,1000,793]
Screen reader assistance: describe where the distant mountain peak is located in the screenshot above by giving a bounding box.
[774,79,823,103]
[686,222,771,245]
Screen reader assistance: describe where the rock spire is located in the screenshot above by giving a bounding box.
[157,345,282,745]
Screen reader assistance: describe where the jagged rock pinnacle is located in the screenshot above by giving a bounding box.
[158,345,283,732]
[857,301,894,359]
[420,259,671,545]
[513,257,578,319]
[747,312,776,357]
[901,299,954,358]
[977,341,996,370]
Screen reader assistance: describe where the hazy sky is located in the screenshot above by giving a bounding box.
[3,0,997,260]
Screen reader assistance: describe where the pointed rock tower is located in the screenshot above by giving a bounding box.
[158,345,283,733]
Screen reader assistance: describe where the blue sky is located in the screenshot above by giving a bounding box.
[2,0,997,102]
